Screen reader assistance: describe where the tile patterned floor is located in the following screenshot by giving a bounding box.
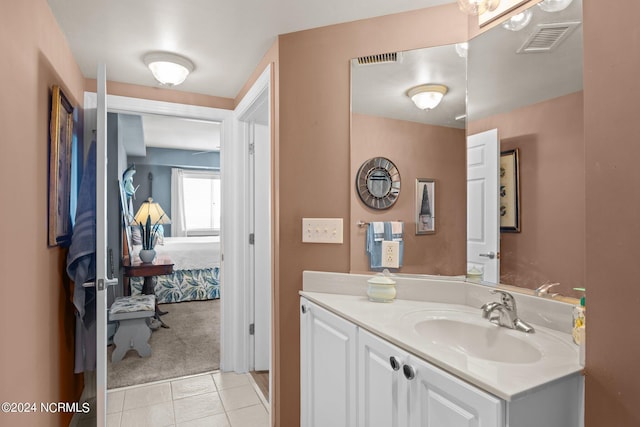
[78,371,269,427]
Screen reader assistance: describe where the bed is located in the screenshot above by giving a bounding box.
[129,236,220,303]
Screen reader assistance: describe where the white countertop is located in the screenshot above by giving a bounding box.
[300,290,583,401]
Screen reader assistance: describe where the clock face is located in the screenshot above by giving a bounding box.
[356,157,401,210]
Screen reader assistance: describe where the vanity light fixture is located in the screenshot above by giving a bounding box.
[143,52,194,86]
[407,84,448,110]
[456,0,500,15]
[537,0,573,12]
[502,9,533,31]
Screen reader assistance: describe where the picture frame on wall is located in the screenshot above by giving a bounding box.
[500,149,521,232]
[48,85,74,247]
[416,178,435,235]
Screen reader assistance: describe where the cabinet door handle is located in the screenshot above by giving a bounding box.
[389,356,401,371]
[403,364,416,380]
[301,305,308,314]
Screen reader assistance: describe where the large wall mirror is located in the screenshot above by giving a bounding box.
[350,0,584,298]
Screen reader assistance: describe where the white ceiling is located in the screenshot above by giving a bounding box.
[142,115,221,151]
[47,0,451,99]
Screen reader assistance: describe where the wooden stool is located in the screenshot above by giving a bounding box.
[110,295,156,363]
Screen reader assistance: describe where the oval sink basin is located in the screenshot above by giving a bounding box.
[411,314,542,364]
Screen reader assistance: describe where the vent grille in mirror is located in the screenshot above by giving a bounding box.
[517,21,581,53]
[355,52,400,65]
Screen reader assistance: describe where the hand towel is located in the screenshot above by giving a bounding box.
[366,222,384,269]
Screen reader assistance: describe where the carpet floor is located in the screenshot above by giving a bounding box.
[107,299,220,389]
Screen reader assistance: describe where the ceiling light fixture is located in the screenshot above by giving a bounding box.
[537,0,573,12]
[407,84,448,110]
[143,52,194,86]
[457,0,501,15]
[502,9,533,31]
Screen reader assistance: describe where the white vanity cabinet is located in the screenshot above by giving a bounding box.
[300,297,357,427]
[358,328,503,427]
[301,296,583,427]
[302,298,501,427]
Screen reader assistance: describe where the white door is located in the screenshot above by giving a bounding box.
[300,298,357,427]
[94,65,117,427]
[358,328,410,427]
[252,122,271,371]
[467,129,500,283]
[407,355,504,427]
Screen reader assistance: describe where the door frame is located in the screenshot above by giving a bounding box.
[230,64,273,389]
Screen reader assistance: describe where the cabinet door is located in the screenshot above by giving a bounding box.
[407,355,504,427]
[300,298,357,427]
[358,328,410,427]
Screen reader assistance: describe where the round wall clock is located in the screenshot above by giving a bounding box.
[355,157,401,209]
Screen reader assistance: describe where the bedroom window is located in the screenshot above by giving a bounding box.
[172,169,220,236]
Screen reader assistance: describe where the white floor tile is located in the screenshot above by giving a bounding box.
[107,411,122,427]
[226,404,269,427]
[212,372,250,391]
[176,412,230,427]
[172,374,216,400]
[218,384,261,411]
[173,392,225,424]
[107,390,125,414]
[120,401,175,427]
[123,382,173,411]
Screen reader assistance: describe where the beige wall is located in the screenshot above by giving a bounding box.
[350,113,466,275]
[0,1,86,426]
[583,0,640,424]
[276,4,466,425]
[469,92,585,298]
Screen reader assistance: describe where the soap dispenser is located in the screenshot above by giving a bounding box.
[572,287,586,366]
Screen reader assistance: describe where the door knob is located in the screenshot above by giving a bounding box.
[479,252,496,259]
[389,356,401,371]
[402,364,416,380]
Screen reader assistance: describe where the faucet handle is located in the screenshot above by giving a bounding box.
[535,282,559,297]
[490,289,517,310]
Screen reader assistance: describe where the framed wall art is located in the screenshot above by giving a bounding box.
[48,85,74,247]
[416,178,435,235]
[500,149,520,232]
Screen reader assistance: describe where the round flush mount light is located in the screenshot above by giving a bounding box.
[407,84,448,110]
[143,52,194,86]
[537,0,573,12]
[457,0,501,15]
[502,9,533,31]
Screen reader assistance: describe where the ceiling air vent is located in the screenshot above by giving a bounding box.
[517,21,581,53]
[355,52,401,65]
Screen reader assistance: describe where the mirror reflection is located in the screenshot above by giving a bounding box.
[350,0,584,298]
[468,0,584,297]
[350,44,467,275]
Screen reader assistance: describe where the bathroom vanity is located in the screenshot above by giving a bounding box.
[300,272,583,427]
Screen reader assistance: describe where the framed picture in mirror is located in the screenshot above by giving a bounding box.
[500,149,520,232]
[48,85,74,247]
[416,179,435,235]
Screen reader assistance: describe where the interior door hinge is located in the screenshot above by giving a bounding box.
[249,142,255,155]
[249,233,255,245]
[249,323,255,335]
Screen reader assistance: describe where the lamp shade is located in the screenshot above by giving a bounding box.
[143,52,194,86]
[407,84,448,110]
[134,198,172,225]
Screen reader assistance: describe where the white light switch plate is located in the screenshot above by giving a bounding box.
[381,240,400,268]
[302,218,343,244]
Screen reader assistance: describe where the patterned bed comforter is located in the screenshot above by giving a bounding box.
[130,267,220,303]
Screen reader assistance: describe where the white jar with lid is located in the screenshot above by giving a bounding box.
[367,275,397,302]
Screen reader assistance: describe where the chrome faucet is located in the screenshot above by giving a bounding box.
[481,290,535,333]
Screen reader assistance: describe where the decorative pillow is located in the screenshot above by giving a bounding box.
[130,225,142,245]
